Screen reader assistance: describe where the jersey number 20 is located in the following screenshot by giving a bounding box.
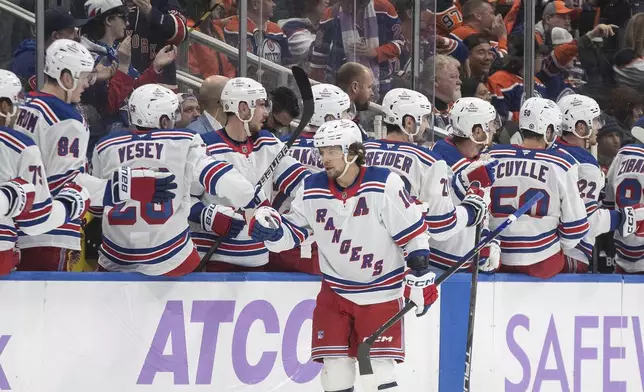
[107,200,174,225]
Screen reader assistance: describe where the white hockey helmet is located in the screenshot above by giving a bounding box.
[221,77,268,136]
[519,97,562,145]
[0,70,23,118]
[558,94,603,139]
[314,119,363,179]
[310,84,353,127]
[128,84,179,129]
[448,97,497,144]
[84,0,125,18]
[381,88,433,140]
[45,38,95,92]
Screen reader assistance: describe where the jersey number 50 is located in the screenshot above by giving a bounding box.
[490,186,550,216]
[107,200,174,225]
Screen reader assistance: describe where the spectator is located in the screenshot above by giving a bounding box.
[614,13,644,91]
[176,92,201,128]
[419,54,462,114]
[463,34,493,81]
[336,62,375,113]
[278,0,328,70]
[487,35,547,122]
[536,0,574,45]
[126,0,188,89]
[450,0,508,57]
[216,0,294,70]
[188,75,229,134]
[597,116,624,174]
[185,11,236,79]
[264,87,300,135]
[10,6,88,90]
[461,76,492,102]
[310,0,404,98]
[602,85,644,133]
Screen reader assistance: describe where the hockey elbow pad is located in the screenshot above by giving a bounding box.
[405,249,430,272]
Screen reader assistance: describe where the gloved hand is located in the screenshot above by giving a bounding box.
[458,157,498,190]
[0,178,35,219]
[201,204,245,238]
[55,183,90,221]
[245,185,269,209]
[618,204,644,237]
[249,206,283,242]
[403,249,439,317]
[110,167,177,205]
[460,187,488,227]
[478,229,500,273]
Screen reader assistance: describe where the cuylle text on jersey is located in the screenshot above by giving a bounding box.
[496,160,549,183]
[315,198,384,276]
[365,151,413,174]
[15,109,38,133]
[118,142,164,163]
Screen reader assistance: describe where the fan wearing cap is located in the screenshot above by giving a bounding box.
[126,0,188,89]
[10,6,88,91]
[80,0,177,119]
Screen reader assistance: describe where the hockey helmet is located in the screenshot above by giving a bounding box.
[0,70,23,118]
[519,97,562,146]
[221,77,268,136]
[128,84,179,129]
[558,94,603,139]
[45,39,95,92]
[448,97,497,144]
[310,84,354,127]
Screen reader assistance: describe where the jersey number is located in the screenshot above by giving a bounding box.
[577,179,597,199]
[57,137,80,158]
[490,186,550,217]
[28,165,43,185]
[107,200,173,226]
[616,178,644,208]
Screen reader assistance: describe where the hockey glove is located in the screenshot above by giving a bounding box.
[249,206,284,242]
[478,229,501,273]
[618,204,644,237]
[403,249,439,317]
[109,167,177,205]
[55,183,90,222]
[460,187,488,227]
[0,178,35,219]
[202,204,246,238]
[245,185,270,209]
[457,157,498,191]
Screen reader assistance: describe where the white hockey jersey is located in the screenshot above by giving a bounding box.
[604,144,644,272]
[192,129,310,267]
[12,92,90,250]
[91,129,257,275]
[364,139,470,241]
[429,139,482,270]
[285,132,324,172]
[551,137,618,265]
[488,145,589,265]
[0,127,71,251]
[264,166,430,305]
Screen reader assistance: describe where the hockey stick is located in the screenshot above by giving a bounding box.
[193,66,314,272]
[187,3,218,33]
[463,222,482,392]
[356,192,544,391]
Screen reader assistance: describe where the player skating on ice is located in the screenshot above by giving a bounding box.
[249,119,439,392]
[554,94,644,272]
[431,97,501,272]
[91,84,265,275]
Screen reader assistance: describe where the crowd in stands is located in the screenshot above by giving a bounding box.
[1,0,644,273]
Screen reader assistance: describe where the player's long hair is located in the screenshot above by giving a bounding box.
[348,142,366,166]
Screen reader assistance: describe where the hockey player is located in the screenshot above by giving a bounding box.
[12,39,178,271]
[364,89,489,243]
[190,77,310,272]
[91,84,265,276]
[287,83,354,173]
[553,94,644,273]
[487,97,593,278]
[249,119,439,392]
[430,97,501,272]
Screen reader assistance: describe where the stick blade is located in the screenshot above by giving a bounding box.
[357,342,374,376]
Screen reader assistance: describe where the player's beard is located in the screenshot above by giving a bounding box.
[325,165,343,179]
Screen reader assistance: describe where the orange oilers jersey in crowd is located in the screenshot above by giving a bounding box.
[216,16,293,66]
[186,19,236,78]
[449,24,507,57]
[487,70,547,122]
